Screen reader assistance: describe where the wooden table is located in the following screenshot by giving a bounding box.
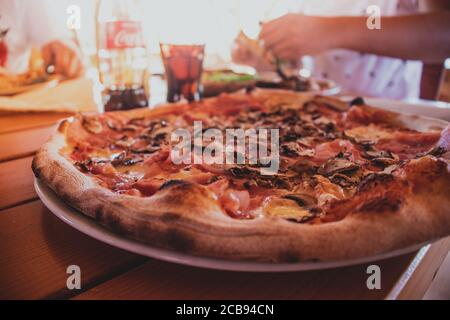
[0,111,449,300]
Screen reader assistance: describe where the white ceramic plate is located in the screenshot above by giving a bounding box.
[34,97,448,272]
[256,71,341,96]
[35,178,430,272]
[0,77,59,96]
[362,97,450,121]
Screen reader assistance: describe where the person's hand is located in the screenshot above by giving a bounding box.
[42,40,83,79]
[260,13,333,62]
[231,31,274,72]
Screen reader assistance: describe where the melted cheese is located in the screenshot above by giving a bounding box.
[345,124,394,143]
[263,197,311,220]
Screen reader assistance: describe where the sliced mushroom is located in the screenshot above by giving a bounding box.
[314,119,336,134]
[255,175,291,189]
[371,157,398,167]
[283,193,316,207]
[382,164,399,175]
[141,124,170,141]
[82,116,103,134]
[131,145,161,154]
[122,157,144,166]
[343,132,376,147]
[122,124,139,132]
[89,157,109,164]
[358,173,394,193]
[364,149,398,168]
[365,149,394,159]
[128,117,145,126]
[344,125,395,146]
[298,148,315,157]
[280,132,298,143]
[151,130,169,143]
[291,158,317,174]
[280,142,302,157]
[227,166,255,178]
[75,160,92,172]
[303,101,318,113]
[349,97,365,107]
[243,179,258,189]
[424,145,446,157]
[111,152,126,166]
[106,119,121,131]
[114,136,136,148]
[313,96,349,112]
[329,173,358,188]
[150,120,168,130]
[318,158,360,176]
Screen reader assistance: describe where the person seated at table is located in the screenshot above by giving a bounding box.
[0,0,83,79]
[232,0,450,100]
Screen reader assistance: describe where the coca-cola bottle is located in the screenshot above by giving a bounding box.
[97,0,149,112]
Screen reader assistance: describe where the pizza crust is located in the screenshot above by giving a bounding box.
[32,90,450,263]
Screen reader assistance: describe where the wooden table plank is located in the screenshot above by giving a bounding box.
[74,253,417,300]
[0,157,37,210]
[0,106,447,300]
[0,112,71,134]
[0,201,147,300]
[0,124,57,162]
[394,237,450,300]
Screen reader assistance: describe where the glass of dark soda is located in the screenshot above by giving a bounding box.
[160,43,205,103]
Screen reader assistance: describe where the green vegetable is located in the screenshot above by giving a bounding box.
[204,71,255,83]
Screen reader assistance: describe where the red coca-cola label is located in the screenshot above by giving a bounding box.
[0,41,7,67]
[105,21,144,49]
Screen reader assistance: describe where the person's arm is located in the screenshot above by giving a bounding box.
[420,0,450,12]
[337,12,450,63]
[24,0,69,47]
[418,0,450,99]
[260,11,450,64]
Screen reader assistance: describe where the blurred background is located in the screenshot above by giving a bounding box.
[35,0,450,100]
[0,0,448,109]
[57,0,295,70]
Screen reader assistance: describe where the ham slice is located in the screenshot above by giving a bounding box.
[208,179,252,218]
[220,189,251,218]
[144,148,170,165]
[376,131,441,160]
[207,179,229,198]
[344,105,395,127]
[133,178,165,196]
[313,139,364,164]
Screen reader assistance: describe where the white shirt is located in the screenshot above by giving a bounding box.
[0,0,69,73]
[297,0,422,99]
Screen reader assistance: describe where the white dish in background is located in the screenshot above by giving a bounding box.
[362,97,450,121]
[257,71,341,96]
[0,77,59,96]
[34,97,448,272]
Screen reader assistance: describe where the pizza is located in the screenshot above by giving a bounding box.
[32,89,450,262]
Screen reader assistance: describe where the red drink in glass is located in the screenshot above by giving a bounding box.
[160,43,205,103]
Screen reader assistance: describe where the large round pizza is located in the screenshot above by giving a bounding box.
[32,89,450,262]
